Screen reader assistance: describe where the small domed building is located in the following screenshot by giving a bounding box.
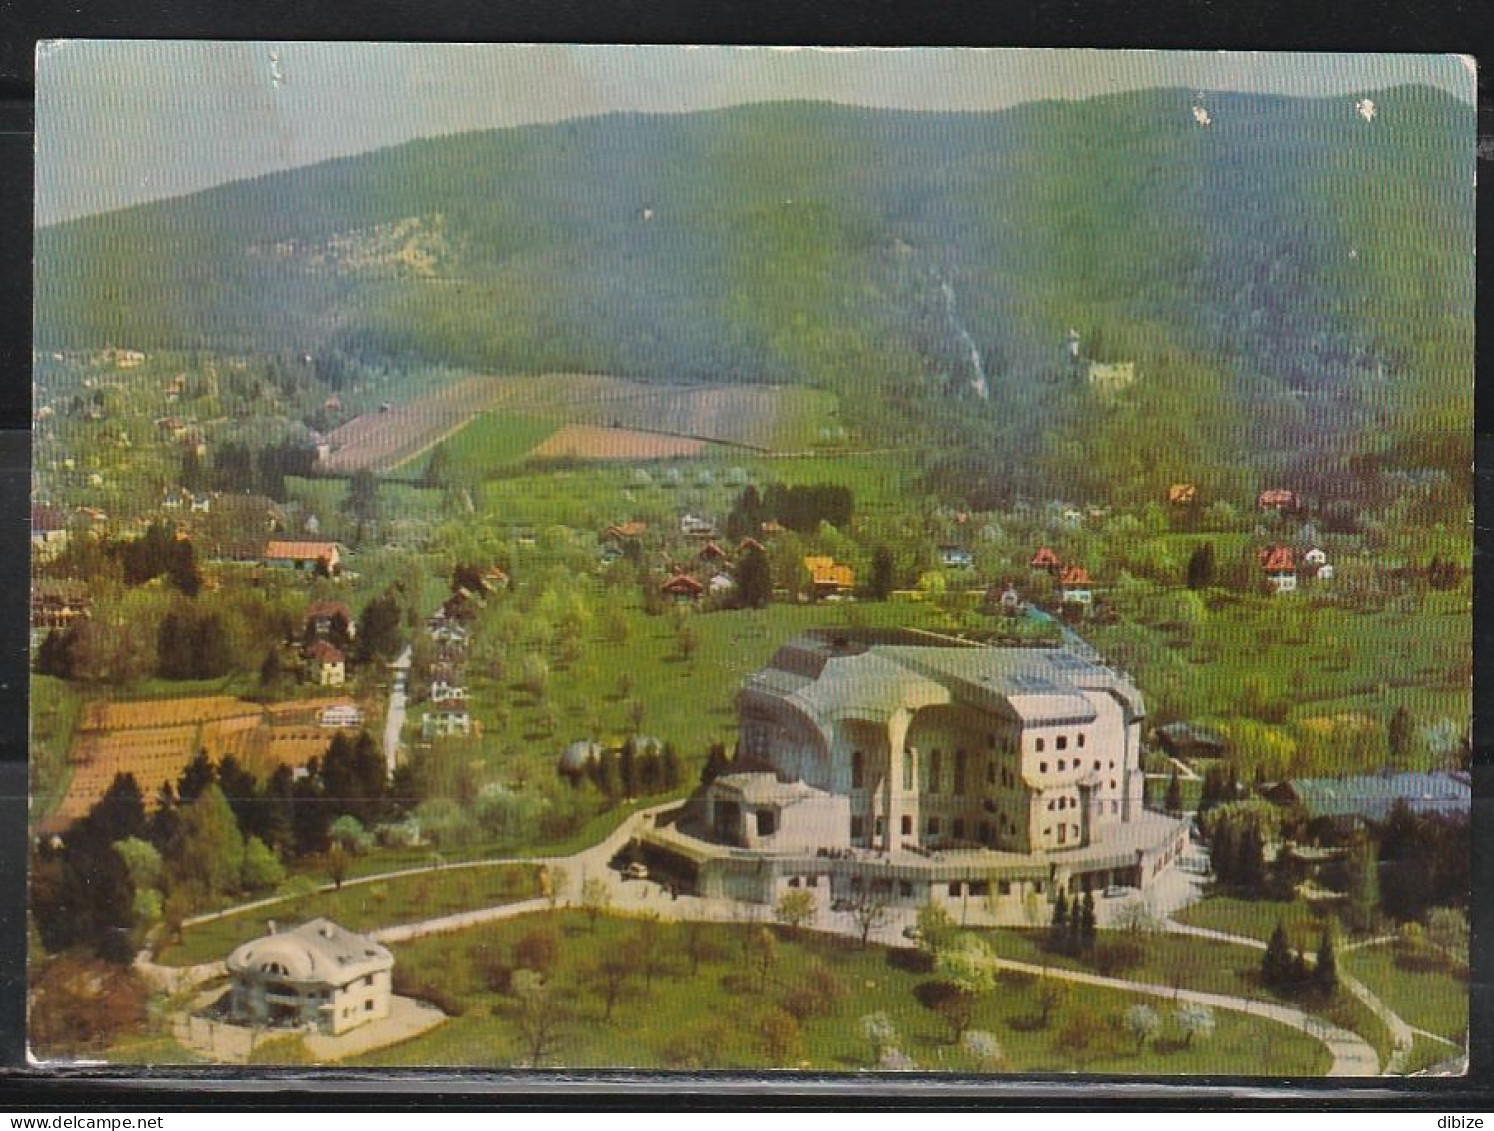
[558,739,605,778]
[226,918,393,1035]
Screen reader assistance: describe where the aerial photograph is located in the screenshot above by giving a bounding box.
[27,44,1472,1076]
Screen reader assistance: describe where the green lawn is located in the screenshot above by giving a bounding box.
[1175,896,1345,948]
[157,863,539,967]
[334,913,1329,1074]
[28,675,87,822]
[1343,942,1469,1042]
[405,412,559,478]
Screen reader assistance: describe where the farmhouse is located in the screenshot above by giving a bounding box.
[265,539,341,573]
[1260,545,1297,594]
[1059,566,1093,605]
[1029,546,1062,575]
[804,556,855,597]
[303,640,346,687]
[226,918,393,1036]
[658,629,1187,917]
[660,573,704,602]
[1258,488,1299,512]
[422,705,473,740]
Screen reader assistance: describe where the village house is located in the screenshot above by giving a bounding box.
[265,539,341,574]
[939,546,975,570]
[30,580,90,632]
[679,513,716,538]
[657,628,1187,916]
[422,704,473,740]
[1260,545,1297,594]
[804,556,856,599]
[1263,771,1470,829]
[304,600,355,642]
[226,918,393,1036]
[303,640,346,687]
[1258,488,1299,512]
[1059,566,1093,605]
[318,704,364,729]
[1167,483,1197,506]
[1029,546,1062,576]
[1153,722,1227,762]
[30,505,69,562]
[660,573,705,602]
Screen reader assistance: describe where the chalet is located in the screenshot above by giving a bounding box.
[1260,545,1297,594]
[804,556,855,597]
[319,704,364,729]
[265,540,341,573]
[1153,722,1227,761]
[603,521,648,542]
[305,600,355,641]
[1167,483,1197,505]
[1264,771,1470,827]
[422,706,473,740]
[304,640,346,687]
[31,580,90,631]
[939,546,975,570]
[661,574,705,602]
[430,678,467,703]
[1258,488,1299,512]
[1304,547,1328,567]
[1029,546,1062,576]
[1059,566,1093,605]
[680,513,716,538]
[30,506,69,560]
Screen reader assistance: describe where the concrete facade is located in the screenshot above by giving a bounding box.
[225,918,393,1036]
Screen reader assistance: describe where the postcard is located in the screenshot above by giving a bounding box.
[28,43,1473,1076]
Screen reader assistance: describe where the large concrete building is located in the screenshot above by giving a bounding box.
[654,629,1188,919]
[226,918,393,1035]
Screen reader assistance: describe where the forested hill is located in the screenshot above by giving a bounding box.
[35,86,1473,503]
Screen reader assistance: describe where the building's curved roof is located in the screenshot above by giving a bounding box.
[741,629,1144,729]
[226,918,391,985]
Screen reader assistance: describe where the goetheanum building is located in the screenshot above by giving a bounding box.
[226,918,394,1035]
[652,629,1188,920]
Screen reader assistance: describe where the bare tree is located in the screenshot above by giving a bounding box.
[511,970,563,1067]
[583,952,634,1023]
[850,896,891,946]
[581,876,611,931]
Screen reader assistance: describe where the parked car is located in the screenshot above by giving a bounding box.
[623,862,649,881]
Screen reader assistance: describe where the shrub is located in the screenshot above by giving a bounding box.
[1091,936,1146,976]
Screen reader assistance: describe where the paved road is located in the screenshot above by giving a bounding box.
[384,646,412,776]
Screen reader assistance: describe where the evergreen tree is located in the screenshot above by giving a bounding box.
[1262,922,1294,988]
[356,592,404,663]
[1237,824,1266,895]
[166,539,201,597]
[736,546,772,609]
[700,741,730,786]
[1079,890,1097,951]
[1049,889,1070,951]
[660,743,683,790]
[1313,929,1338,995]
[176,750,216,804]
[1186,542,1216,589]
[869,545,895,601]
[1165,770,1183,815]
[1388,706,1414,764]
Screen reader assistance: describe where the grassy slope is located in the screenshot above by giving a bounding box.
[399,412,559,477]
[339,912,1329,1074]
[1342,943,1469,1042]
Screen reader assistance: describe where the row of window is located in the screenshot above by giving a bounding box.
[1038,758,1117,774]
[1044,823,1082,845]
[1033,733,1085,753]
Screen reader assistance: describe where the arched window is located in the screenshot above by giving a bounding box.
[851,750,864,789]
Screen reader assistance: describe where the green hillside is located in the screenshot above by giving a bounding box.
[34,87,1473,508]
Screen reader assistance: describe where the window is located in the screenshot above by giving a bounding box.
[1057,735,1068,750]
[850,815,865,840]
[1094,760,1101,771]
[1078,733,1086,747]
[971,881,990,897]
[1040,762,1048,773]
[1057,824,1067,845]
[954,750,967,792]
[1059,759,1068,771]
[1110,780,1116,790]
[874,816,885,838]
[1035,737,1045,752]
[365,999,375,1012]
[953,818,966,839]
[900,815,912,836]
[930,749,943,791]
[902,749,914,790]
[788,875,801,888]
[899,881,913,897]
[1033,881,1044,894]
[998,880,1012,895]
[1046,799,1055,811]
[1109,760,1115,769]
[927,816,941,836]
[364,974,374,987]
[851,750,864,789]
[948,882,963,897]
[757,808,778,836]
[1111,801,1119,814]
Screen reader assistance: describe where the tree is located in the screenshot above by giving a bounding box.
[755,1006,804,1064]
[544,864,569,910]
[1078,890,1097,951]
[1312,929,1338,996]
[916,900,957,956]
[1035,977,1069,1027]
[344,468,381,525]
[1262,922,1295,989]
[682,920,719,976]
[1049,888,1070,952]
[581,877,611,931]
[1165,770,1183,816]
[1176,1003,1215,1047]
[1186,542,1216,590]
[326,843,350,890]
[926,934,999,1043]
[745,926,778,992]
[1388,705,1415,764]
[583,952,633,1023]
[28,955,148,1057]
[775,888,817,930]
[850,896,890,947]
[868,545,895,600]
[736,546,772,609]
[423,442,452,489]
[1126,1003,1161,1050]
[356,592,404,663]
[241,836,285,892]
[860,1011,899,1063]
[511,969,562,1066]
[961,1029,1004,1071]
[170,784,246,907]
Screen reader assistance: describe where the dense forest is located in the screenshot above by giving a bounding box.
[35,86,1473,509]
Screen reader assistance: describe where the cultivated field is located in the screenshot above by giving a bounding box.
[329,373,840,475]
[528,424,706,461]
[47,694,365,829]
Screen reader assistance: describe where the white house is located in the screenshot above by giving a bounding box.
[1304,547,1328,567]
[422,706,473,740]
[304,641,346,687]
[226,918,393,1036]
